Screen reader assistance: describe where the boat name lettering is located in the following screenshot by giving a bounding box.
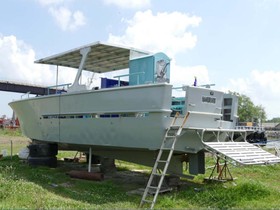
[202,96,216,104]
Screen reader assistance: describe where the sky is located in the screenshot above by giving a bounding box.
[0,0,280,119]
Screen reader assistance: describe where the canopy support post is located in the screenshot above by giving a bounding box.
[56,65,58,93]
[68,47,91,92]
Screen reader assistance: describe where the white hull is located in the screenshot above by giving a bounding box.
[10,83,175,150]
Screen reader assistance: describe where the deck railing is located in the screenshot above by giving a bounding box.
[113,72,145,86]
[47,83,71,95]
[235,126,265,131]
[21,91,30,99]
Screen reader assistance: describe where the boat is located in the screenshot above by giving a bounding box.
[236,122,267,146]
[9,42,280,176]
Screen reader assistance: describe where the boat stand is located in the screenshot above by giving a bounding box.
[275,145,280,157]
[206,156,233,182]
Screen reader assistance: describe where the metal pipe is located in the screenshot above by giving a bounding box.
[67,170,104,181]
[113,72,145,86]
[21,91,30,99]
[88,147,92,172]
[201,129,206,142]
[56,65,58,94]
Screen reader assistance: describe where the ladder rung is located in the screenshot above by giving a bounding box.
[170,125,180,129]
[161,147,173,151]
[152,172,165,176]
[148,186,160,190]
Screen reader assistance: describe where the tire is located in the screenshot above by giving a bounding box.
[28,157,57,168]
[28,144,58,157]
[86,154,101,164]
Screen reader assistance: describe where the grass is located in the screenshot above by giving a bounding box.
[0,128,23,137]
[0,128,30,158]
[0,157,138,209]
[0,129,280,209]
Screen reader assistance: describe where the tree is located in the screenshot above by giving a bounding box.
[266,117,280,123]
[238,94,266,123]
[230,92,267,123]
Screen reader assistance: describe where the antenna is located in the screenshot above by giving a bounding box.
[199,84,215,88]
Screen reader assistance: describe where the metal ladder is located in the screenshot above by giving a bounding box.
[140,112,189,209]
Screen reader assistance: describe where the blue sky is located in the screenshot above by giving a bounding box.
[0,0,280,119]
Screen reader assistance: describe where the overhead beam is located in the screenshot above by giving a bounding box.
[0,81,57,95]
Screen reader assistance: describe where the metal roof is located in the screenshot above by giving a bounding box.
[35,42,150,73]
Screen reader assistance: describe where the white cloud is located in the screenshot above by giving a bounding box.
[0,35,76,86]
[103,0,151,9]
[171,64,209,86]
[171,64,210,97]
[225,70,280,119]
[0,35,49,85]
[108,10,202,58]
[36,0,86,31]
[49,6,86,31]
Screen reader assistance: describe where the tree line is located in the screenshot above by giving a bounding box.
[229,92,269,123]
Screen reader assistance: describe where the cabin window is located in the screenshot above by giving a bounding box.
[224,98,233,106]
[41,112,149,120]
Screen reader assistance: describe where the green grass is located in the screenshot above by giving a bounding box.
[0,128,23,137]
[0,129,30,157]
[0,157,138,209]
[1,134,280,209]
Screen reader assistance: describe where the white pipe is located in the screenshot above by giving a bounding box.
[88,147,92,172]
[56,65,58,93]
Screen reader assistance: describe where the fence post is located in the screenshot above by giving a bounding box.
[10,140,13,160]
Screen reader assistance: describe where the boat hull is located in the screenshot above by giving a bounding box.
[11,84,224,174]
[10,83,174,150]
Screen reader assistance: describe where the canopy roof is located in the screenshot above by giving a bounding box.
[35,42,150,73]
